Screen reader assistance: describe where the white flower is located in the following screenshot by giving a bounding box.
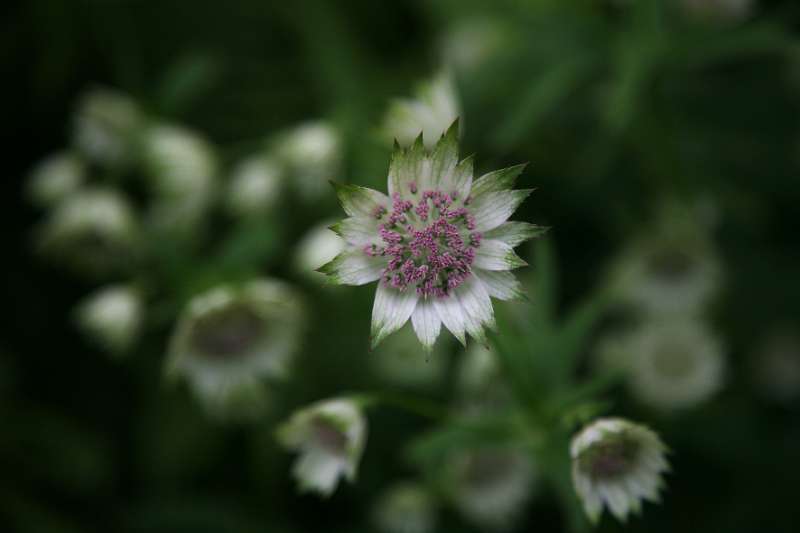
[446,446,537,532]
[320,122,544,351]
[373,482,436,533]
[226,155,283,217]
[382,71,461,150]
[680,0,754,22]
[141,123,218,231]
[166,279,303,418]
[293,221,346,282]
[76,284,143,354]
[753,330,800,404]
[371,325,448,387]
[275,121,341,201]
[37,188,139,276]
[277,398,367,497]
[27,152,85,207]
[602,320,725,411]
[73,87,141,167]
[571,418,669,524]
[609,204,721,316]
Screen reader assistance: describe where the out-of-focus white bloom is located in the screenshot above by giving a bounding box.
[294,220,346,282]
[38,188,138,276]
[609,204,721,316]
[27,152,85,207]
[372,326,448,387]
[440,19,510,74]
[76,284,143,354]
[382,71,460,150]
[571,418,669,524]
[610,320,725,411]
[141,124,218,231]
[73,88,142,167]
[753,330,800,403]
[275,121,341,201]
[226,155,283,217]
[373,482,437,533]
[681,0,754,22]
[445,446,536,531]
[277,398,367,497]
[167,279,303,418]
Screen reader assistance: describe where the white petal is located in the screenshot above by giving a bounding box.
[333,183,389,218]
[451,155,474,201]
[411,297,442,351]
[474,269,523,300]
[433,295,467,346]
[371,284,418,349]
[604,483,631,521]
[318,251,384,285]
[473,239,527,271]
[293,449,345,496]
[454,275,495,343]
[430,122,459,192]
[469,189,532,232]
[483,221,547,247]
[330,216,379,247]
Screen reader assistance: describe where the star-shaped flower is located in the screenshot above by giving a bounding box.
[320,121,544,350]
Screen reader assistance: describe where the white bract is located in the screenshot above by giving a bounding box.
[571,418,669,524]
[166,279,303,418]
[383,71,460,150]
[76,284,143,354]
[227,155,283,217]
[446,446,537,532]
[27,151,85,207]
[373,482,437,533]
[277,398,367,497]
[320,122,544,351]
[73,87,141,167]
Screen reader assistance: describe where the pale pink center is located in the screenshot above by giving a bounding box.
[364,182,481,297]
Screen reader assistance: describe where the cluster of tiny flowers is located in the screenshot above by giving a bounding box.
[365,184,482,298]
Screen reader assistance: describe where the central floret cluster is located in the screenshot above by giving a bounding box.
[366,185,481,297]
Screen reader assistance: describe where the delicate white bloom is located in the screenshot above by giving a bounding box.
[226,155,283,217]
[383,71,461,150]
[681,0,754,22]
[753,330,800,403]
[141,123,218,231]
[73,87,141,167]
[167,279,303,418]
[293,221,346,282]
[37,188,138,276]
[320,122,544,351]
[76,284,143,354]
[27,152,85,207]
[609,204,721,316]
[277,398,367,497]
[607,320,725,411]
[373,482,437,533]
[275,121,342,201]
[445,446,537,532]
[371,325,448,387]
[571,418,669,524]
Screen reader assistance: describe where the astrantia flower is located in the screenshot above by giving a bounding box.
[372,482,437,533]
[167,279,303,418]
[274,121,341,202]
[226,155,283,217]
[277,398,367,497]
[37,187,139,276]
[27,151,85,207]
[571,418,669,524]
[445,446,537,532]
[76,284,143,355]
[321,122,542,351]
[73,87,141,167]
[382,71,460,149]
[293,221,346,283]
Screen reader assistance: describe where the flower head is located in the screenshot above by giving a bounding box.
[275,121,341,201]
[445,446,537,531]
[571,418,669,524]
[73,87,142,167]
[37,187,139,276]
[226,155,283,217]
[76,284,143,355]
[382,71,460,149]
[372,482,437,533]
[27,151,85,207]
[167,279,303,418]
[277,398,367,497]
[321,122,542,351]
